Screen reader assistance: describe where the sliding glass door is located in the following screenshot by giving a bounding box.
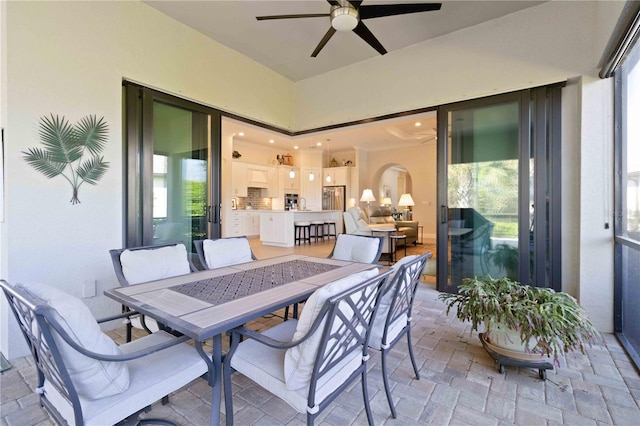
[124,83,221,254]
[437,88,562,293]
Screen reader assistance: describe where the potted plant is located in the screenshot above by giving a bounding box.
[438,276,600,366]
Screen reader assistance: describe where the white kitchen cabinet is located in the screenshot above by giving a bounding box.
[228,211,243,236]
[266,166,277,197]
[260,212,291,245]
[278,167,300,193]
[300,167,323,211]
[323,166,350,186]
[231,162,248,197]
[242,211,260,237]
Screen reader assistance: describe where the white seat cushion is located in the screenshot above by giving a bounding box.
[44,331,207,426]
[120,244,190,284]
[331,234,381,263]
[369,255,418,350]
[203,238,253,269]
[17,282,130,400]
[283,268,378,390]
[230,320,362,414]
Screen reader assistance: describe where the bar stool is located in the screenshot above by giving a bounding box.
[310,220,325,242]
[324,219,337,240]
[294,221,311,245]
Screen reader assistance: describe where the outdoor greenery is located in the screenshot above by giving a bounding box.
[23,114,109,204]
[438,276,600,365]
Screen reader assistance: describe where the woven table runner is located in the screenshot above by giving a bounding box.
[172,259,338,305]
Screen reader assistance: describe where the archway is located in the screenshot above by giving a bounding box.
[374,163,413,216]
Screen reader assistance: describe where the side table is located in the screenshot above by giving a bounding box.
[389,233,407,264]
[416,225,424,245]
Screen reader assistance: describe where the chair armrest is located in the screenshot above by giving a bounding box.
[96,310,142,324]
[230,304,333,350]
[45,315,193,362]
[395,220,418,229]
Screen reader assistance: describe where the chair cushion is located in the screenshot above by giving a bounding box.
[283,268,378,390]
[44,331,207,425]
[369,255,417,350]
[331,234,380,263]
[203,238,253,269]
[17,282,130,400]
[230,320,362,414]
[120,244,190,284]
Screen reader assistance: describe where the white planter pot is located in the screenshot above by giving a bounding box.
[484,321,551,362]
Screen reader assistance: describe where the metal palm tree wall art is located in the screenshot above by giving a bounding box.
[23,114,110,204]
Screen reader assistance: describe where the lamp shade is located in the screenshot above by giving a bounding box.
[381,197,392,206]
[398,193,415,207]
[360,189,376,203]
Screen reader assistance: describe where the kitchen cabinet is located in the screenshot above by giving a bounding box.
[260,212,291,245]
[278,167,300,193]
[266,166,277,197]
[300,167,323,211]
[229,211,260,237]
[231,162,248,197]
[322,166,350,186]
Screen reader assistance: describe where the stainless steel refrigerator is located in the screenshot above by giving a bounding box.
[322,186,346,211]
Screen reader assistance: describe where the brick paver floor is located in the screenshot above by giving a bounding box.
[2,283,639,425]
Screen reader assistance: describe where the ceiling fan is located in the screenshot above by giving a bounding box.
[256,0,442,57]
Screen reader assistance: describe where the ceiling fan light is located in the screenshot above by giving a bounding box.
[331,7,358,32]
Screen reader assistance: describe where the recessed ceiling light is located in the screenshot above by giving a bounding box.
[316,142,322,146]
[238,132,245,136]
[269,139,275,144]
[293,145,299,150]
[415,122,421,127]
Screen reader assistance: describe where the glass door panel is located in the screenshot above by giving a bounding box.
[438,100,520,292]
[152,102,209,251]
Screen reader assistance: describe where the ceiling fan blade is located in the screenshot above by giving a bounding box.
[311,27,337,57]
[327,0,341,6]
[347,1,363,7]
[256,14,329,21]
[359,3,442,20]
[353,21,387,55]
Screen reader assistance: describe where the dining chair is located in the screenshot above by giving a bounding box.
[328,233,385,264]
[109,242,197,342]
[284,233,385,321]
[193,236,257,270]
[223,268,391,426]
[0,279,209,426]
[368,252,431,418]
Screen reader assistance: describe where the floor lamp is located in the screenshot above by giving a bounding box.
[398,193,415,220]
[360,189,376,222]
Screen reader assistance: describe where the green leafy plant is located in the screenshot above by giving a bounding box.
[23,114,110,204]
[438,276,600,365]
[490,243,519,279]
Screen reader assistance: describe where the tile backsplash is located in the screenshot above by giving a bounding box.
[235,187,272,210]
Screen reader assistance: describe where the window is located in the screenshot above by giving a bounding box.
[614,26,640,369]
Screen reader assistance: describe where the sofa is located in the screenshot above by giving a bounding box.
[369,207,419,246]
[343,207,418,254]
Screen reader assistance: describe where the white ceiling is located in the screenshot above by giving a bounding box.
[145,0,544,152]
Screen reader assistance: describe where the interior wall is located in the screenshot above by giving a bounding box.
[294,1,623,129]
[1,0,295,359]
[367,143,438,239]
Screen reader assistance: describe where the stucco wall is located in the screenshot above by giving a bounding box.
[1,0,294,358]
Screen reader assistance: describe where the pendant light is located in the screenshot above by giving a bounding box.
[309,171,315,181]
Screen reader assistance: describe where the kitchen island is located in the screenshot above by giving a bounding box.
[259,210,343,247]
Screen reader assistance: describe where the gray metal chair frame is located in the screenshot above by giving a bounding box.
[193,236,257,270]
[223,270,392,426]
[109,242,197,342]
[374,253,432,418]
[286,234,385,321]
[0,279,210,426]
[327,234,385,264]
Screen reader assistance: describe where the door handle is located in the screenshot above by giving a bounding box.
[440,205,448,224]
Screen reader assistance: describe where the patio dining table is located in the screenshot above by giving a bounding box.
[104,254,379,425]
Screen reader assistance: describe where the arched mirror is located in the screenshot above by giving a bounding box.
[378,165,413,218]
